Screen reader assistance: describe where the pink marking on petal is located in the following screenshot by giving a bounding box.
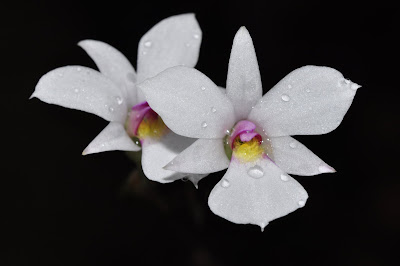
[131,107,151,135]
[127,101,157,136]
[131,101,149,111]
[229,120,257,148]
[239,132,261,142]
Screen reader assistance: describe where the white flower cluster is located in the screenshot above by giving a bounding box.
[31,14,360,231]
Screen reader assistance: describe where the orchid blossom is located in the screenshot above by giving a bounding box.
[138,27,360,230]
[31,14,206,185]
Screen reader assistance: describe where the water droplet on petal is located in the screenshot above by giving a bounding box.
[289,142,297,148]
[108,106,114,112]
[339,79,350,86]
[115,96,123,105]
[281,94,290,102]
[201,121,208,128]
[185,43,191,47]
[201,86,206,91]
[226,129,230,135]
[221,179,230,188]
[298,200,305,207]
[280,174,289,181]
[247,165,264,178]
[211,107,217,113]
[135,140,140,145]
[260,223,267,232]
[142,51,147,55]
[306,89,311,93]
[193,34,200,39]
[288,84,292,89]
[74,88,79,93]
[76,67,81,72]
[144,41,152,47]
[58,73,63,77]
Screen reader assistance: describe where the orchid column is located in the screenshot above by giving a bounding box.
[139,27,360,230]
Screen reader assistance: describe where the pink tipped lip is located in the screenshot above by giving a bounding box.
[129,101,156,135]
[229,120,261,148]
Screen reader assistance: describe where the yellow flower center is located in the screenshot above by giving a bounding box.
[232,136,264,163]
[136,115,168,140]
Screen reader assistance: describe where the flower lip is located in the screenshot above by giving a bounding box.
[127,102,153,136]
[229,120,260,149]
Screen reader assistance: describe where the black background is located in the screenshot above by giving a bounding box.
[2,1,399,265]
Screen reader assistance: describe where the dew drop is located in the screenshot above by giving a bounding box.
[144,41,152,47]
[289,142,297,148]
[76,67,81,72]
[280,174,289,181]
[201,121,208,128]
[247,165,264,178]
[135,140,140,145]
[108,106,114,112]
[226,129,231,135]
[260,223,267,232]
[193,34,200,39]
[221,179,230,188]
[306,89,311,93]
[74,88,79,93]
[298,200,305,207]
[211,107,217,113]
[142,51,147,55]
[339,79,350,86]
[281,94,290,102]
[115,96,123,105]
[58,73,63,77]
[185,43,191,47]
[288,84,292,89]
[201,86,206,91]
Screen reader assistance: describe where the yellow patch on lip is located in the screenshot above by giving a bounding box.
[136,115,168,140]
[233,137,264,163]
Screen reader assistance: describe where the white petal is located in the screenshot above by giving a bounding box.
[269,136,335,176]
[78,40,137,107]
[208,157,308,229]
[32,66,129,122]
[137,13,202,83]
[82,122,141,155]
[164,138,229,174]
[141,131,196,183]
[248,66,360,137]
[226,27,262,121]
[139,66,236,138]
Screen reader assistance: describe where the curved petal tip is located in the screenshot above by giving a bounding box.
[318,164,336,173]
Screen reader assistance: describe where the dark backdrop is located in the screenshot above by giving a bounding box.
[2,1,399,265]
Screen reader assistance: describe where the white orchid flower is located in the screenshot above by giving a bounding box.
[31,13,206,185]
[138,27,360,230]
